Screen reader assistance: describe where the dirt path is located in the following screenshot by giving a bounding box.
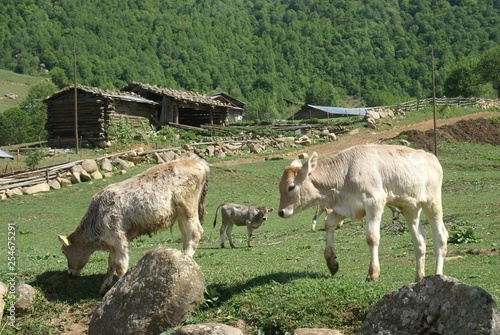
[213,111,500,167]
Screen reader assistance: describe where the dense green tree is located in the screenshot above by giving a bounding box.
[477,46,500,98]
[444,57,483,98]
[0,82,57,145]
[0,0,499,122]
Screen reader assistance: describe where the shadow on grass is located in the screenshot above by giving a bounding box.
[31,271,104,303]
[206,271,329,303]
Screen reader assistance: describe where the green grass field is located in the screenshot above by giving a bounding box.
[0,69,49,114]
[0,138,499,334]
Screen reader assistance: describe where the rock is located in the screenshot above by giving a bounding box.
[57,177,72,187]
[91,171,103,180]
[0,192,7,201]
[154,152,165,164]
[283,136,296,146]
[293,328,343,335]
[48,179,61,190]
[249,143,262,153]
[366,110,380,120]
[327,133,337,141]
[361,275,500,335]
[6,188,23,198]
[400,139,411,146]
[70,171,81,184]
[206,145,215,157]
[103,172,114,179]
[112,157,130,170]
[99,158,113,172]
[80,169,92,182]
[298,153,309,159]
[82,159,98,174]
[172,323,243,335]
[23,183,50,195]
[88,247,204,335]
[296,135,312,145]
[160,151,178,163]
[15,283,36,313]
[366,118,377,129]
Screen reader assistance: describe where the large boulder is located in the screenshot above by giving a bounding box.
[15,283,37,313]
[361,275,500,335]
[88,247,205,335]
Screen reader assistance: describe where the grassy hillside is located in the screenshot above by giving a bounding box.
[0,136,498,334]
[0,69,49,114]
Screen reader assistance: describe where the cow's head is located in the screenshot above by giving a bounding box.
[58,233,93,277]
[252,207,274,228]
[278,152,318,218]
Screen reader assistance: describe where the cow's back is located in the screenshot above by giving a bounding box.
[220,203,255,226]
[78,157,209,239]
[316,145,442,204]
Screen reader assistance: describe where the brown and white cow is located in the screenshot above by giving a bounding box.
[279,144,448,282]
[213,203,274,248]
[58,157,209,294]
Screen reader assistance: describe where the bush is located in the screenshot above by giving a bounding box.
[25,149,46,169]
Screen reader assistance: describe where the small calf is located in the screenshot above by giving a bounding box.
[213,202,274,248]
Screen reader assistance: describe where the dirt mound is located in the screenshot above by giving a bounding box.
[397,118,500,151]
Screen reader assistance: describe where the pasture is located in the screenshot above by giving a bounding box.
[0,139,499,334]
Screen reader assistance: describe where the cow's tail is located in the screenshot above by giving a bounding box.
[213,203,223,228]
[198,175,209,225]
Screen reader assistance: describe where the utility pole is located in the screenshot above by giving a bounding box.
[431,47,438,157]
[73,43,79,154]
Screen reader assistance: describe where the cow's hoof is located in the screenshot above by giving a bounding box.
[324,251,339,275]
[326,260,339,275]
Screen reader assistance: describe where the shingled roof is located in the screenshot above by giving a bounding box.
[45,85,158,105]
[121,82,232,108]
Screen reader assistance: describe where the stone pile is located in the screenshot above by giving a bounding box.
[1,131,340,200]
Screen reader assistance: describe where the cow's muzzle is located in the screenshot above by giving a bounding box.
[278,209,293,218]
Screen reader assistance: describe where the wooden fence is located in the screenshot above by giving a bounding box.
[387,97,499,112]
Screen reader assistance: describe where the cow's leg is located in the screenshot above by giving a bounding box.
[423,200,448,276]
[405,207,427,281]
[226,224,236,248]
[312,206,321,231]
[365,205,384,281]
[219,222,227,248]
[179,210,204,257]
[324,212,344,276]
[246,225,253,247]
[99,244,129,295]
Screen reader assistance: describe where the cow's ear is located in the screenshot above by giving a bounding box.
[58,234,71,247]
[268,208,274,213]
[299,152,318,177]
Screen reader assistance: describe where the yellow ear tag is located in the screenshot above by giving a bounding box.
[254,209,260,215]
[58,235,71,246]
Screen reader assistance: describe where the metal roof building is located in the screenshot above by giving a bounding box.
[290,104,367,120]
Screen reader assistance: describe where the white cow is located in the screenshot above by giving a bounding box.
[278,144,448,282]
[213,203,274,248]
[58,157,209,294]
[311,205,402,231]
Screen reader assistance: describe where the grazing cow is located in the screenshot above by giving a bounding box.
[58,157,209,294]
[311,205,401,231]
[213,203,274,248]
[278,144,448,282]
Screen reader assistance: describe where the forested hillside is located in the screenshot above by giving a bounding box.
[1,0,499,120]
